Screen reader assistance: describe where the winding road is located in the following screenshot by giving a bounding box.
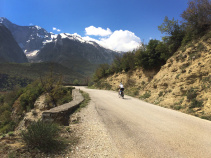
[78,87,211,158]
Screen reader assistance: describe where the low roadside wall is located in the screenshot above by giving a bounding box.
[42,89,84,125]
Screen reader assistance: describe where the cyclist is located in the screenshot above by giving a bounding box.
[119,82,124,96]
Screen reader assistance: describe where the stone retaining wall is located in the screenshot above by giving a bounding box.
[42,89,84,125]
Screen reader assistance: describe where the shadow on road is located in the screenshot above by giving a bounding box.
[122,98,131,100]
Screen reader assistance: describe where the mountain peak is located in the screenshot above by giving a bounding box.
[0,17,13,25]
[0,17,7,21]
[34,25,42,30]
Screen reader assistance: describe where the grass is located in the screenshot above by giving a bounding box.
[125,87,139,97]
[76,90,90,112]
[200,115,211,121]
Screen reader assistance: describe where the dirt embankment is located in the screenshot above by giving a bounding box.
[97,35,211,119]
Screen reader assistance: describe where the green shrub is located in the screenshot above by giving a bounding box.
[0,121,15,134]
[201,115,211,121]
[190,99,203,108]
[20,81,43,111]
[158,91,163,97]
[8,131,15,136]
[54,87,73,105]
[140,91,151,99]
[94,81,111,90]
[21,120,64,153]
[171,104,183,110]
[73,79,79,86]
[186,87,197,101]
[77,91,90,110]
[141,81,146,85]
[196,42,205,51]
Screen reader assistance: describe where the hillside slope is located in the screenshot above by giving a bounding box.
[96,32,211,119]
[0,62,85,91]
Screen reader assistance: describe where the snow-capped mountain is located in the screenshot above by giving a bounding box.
[0,17,52,54]
[0,17,120,75]
[0,17,119,56]
[33,33,119,76]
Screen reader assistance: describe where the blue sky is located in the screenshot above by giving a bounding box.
[0,0,188,51]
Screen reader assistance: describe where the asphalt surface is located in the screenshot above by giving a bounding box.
[78,87,211,158]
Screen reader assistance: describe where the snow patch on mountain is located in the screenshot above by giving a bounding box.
[26,50,39,58]
[34,25,41,30]
[0,17,4,23]
[42,33,96,46]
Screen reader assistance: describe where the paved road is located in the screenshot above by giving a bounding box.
[78,87,211,158]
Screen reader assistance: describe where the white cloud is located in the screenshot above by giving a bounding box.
[82,28,141,52]
[100,30,141,52]
[85,26,112,36]
[73,33,81,37]
[53,27,61,32]
[83,36,98,42]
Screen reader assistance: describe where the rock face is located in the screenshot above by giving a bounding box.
[0,17,51,53]
[98,32,211,118]
[0,24,28,63]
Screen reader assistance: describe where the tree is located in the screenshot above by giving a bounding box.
[110,55,122,73]
[93,64,110,81]
[39,71,63,107]
[181,0,211,34]
[120,52,136,72]
[158,16,185,53]
[73,79,79,86]
[155,42,170,61]
[158,16,180,35]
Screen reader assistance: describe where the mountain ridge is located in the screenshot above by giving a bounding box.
[0,17,120,76]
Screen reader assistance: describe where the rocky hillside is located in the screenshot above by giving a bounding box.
[0,24,28,63]
[96,32,211,119]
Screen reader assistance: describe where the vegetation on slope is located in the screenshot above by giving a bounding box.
[0,62,86,91]
[0,72,74,134]
[93,0,211,82]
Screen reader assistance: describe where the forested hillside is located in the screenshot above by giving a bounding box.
[0,62,85,91]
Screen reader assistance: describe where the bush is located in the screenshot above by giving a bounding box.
[140,91,151,99]
[190,99,203,108]
[158,91,163,97]
[186,87,197,101]
[21,120,64,153]
[56,87,73,105]
[20,81,43,111]
[196,42,205,51]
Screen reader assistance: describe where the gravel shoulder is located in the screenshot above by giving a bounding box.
[70,98,120,158]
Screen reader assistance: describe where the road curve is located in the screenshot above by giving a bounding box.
[78,87,211,158]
